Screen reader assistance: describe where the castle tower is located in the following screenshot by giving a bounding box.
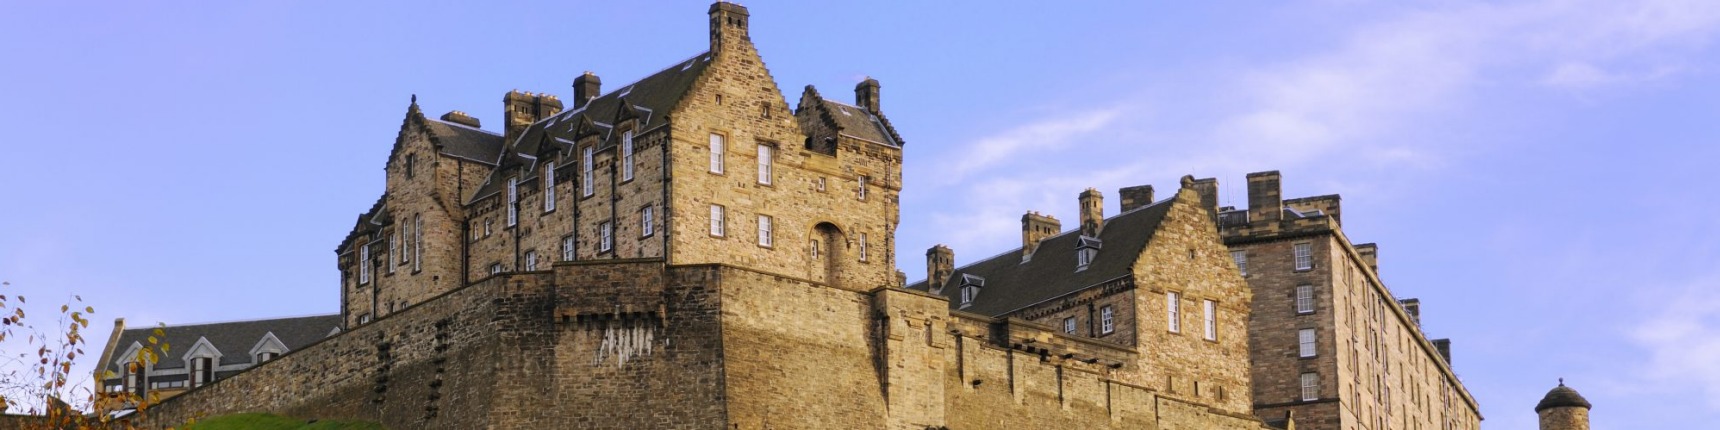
[1536,380,1592,430]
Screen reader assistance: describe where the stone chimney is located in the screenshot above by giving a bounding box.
[1432,338,1451,364]
[440,111,481,128]
[1021,211,1061,259]
[1398,298,1420,327]
[1246,171,1283,223]
[503,90,564,145]
[573,71,602,108]
[1078,188,1104,237]
[856,77,881,114]
[708,2,750,54]
[926,245,954,289]
[1355,243,1379,275]
[1119,185,1155,212]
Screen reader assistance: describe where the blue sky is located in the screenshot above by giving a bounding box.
[2,1,1717,427]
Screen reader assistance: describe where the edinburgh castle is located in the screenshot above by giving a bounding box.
[85,3,1606,429]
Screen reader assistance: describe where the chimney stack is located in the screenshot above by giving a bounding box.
[1246,171,1283,223]
[503,90,563,145]
[856,77,881,114]
[440,111,481,128]
[1119,185,1155,212]
[1021,211,1061,259]
[1432,339,1452,364]
[1355,243,1379,275]
[926,245,954,290]
[708,2,750,54]
[573,72,602,108]
[1078,188,1104,237]
[1398,298,1420,327]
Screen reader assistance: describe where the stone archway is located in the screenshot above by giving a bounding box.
[811,222,845,287]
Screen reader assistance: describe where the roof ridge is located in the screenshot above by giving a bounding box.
[537,51,711,127]
[913,197,1176,286]
[123,313,340,333]
[427,118,501,136]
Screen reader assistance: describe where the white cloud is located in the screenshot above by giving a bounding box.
[1631,275,1720,408]
[939,108,1122,184]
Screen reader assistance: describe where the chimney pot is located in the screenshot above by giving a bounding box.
[926,245,955,292]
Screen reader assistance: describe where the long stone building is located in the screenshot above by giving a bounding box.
[117,3,1284,429]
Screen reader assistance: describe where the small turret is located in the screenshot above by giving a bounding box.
[926,245,954,291]
[1078,188,1104,237]
[856,77,881,114]
[1021,211,1060,259]
[708,1,750,54]
[1536,379,1591,430]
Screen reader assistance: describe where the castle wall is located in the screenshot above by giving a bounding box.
[135,274,547,429]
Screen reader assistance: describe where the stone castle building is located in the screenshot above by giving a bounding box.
[122,3,1282,428]
[91,314,341,414]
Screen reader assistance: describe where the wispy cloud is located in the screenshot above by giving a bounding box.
[1631,274,1720,408]
[940,108,1122,184]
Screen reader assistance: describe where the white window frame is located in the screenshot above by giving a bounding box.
[191,357,212,387]
[1299,328,1317,357]
[710,205,725,237]
[709,133,725,173]
[386,233,396,274]
[1203,300,1217,341]
[1100,305,1115,334]
[641,206,654,237]
[858,233,868,261]
[506,177,518,227]
[599,221,614,253]
[621,130,635,181]
[1063,317,1077,334]
[543,164,556,212]
[857,175,868,200]
[1300,372,1319,401]
[960,286,976,306]
[810,239,820,259]
[757,143,773,185]
[412,214,422,272]
[582,146,595,197]
[489,263,502,275]
[1166,292,1181,333]
[562,236,575,261]
[757,214,773,247]
[1296,285,1315,314]
[525,250,538,271]
[1293,243,1312,271]
[359,244,372,285]
[1232,250,1247,276]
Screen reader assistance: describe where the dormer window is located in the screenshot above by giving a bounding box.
[957,274,985,309]
[1076,236,1102,271]
[190,356,213,387]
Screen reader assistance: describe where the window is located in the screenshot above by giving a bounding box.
[506,178,518,227]
[484,219,493,237]
[709,133,725,173]
[582,146,595,197]
[191,357,213,387]
[489,263,502,275]
[257,352,278,363]
[710,205,725,236]
[621,131,635,181]
[525,251,539,271]
[124,362,144,396]
[757,144,773,185]
[562,236,575,261]
[599,221,614,253]
[412,214,422,272]
[757,215,773,247]
[960,286,977,306]
[1293,243,1312,271]
[386,233,396,274]
[1296,285,1315,314]
[857,175,869,200]
[810,239,820,259]
[1299,328,1317,357]
[1300,372,1319,401]
[1203,300,1217,341]
[1101,305,1115,334]
[544,165,556,212]
[405,154,415,179]
[1063,317,1077,334]
[359,244,372,285]
[1166,292,1181,333]
[1232,250,1247,276]
[858,233,868,261]
[359,313,372,324]
[641,206,654,237]
[815,177,826,192]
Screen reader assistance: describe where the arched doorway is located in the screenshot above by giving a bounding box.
[811,222,845,286]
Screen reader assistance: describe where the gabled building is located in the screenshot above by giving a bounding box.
[91,314,340,413]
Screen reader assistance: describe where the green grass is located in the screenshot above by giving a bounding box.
[180,413,385,430]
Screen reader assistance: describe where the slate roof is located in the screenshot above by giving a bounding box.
[1535,383,1592,412]
[424,118,504,165]
[906,198,1176,316]
[468,52,714,204]
[102,314,341,374]
[817,99,902,147]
